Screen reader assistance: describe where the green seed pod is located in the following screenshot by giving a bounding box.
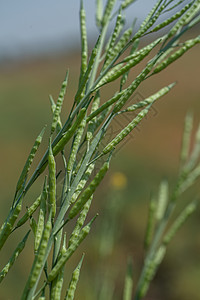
[68,196,93,246]
[14,178,46,230]
[96,63,123,88]
[96,0,103,28]
[10,202,23,227]
[137,261,152,298]
[149,2,194,34]
[167,0,200,38]
[22,212,52,299]
[153,36,200,74]
[80,0,88,80]
[90,91,101,115]
[123,37,162,63]
[30,216,37,238]
[64,254,85,300]
[48,139,56,220]
[48,216,96,282]
[140,4,165,34]
[51,258,64,300]
[0,200,22,251]
[0,230,30,283]
[104,26,133,71]
[163,200,197,245]
[70,163,95,204]
[34,177,47,253]
[113,60,155,113]
[121,0,136,10]
[98,38,161,88]
[53,108,86,156]
[156,180,168,222]
[105,9,123,54]
[101,0,117,26]
[164,0,186,13]
[103,105,153,155]
[68,161,109,220]
[15,126,46,198]
[135,0,163,38]
[51,71,69,134]
[15,195,41,229]
[31,213,51,282]
[49,95,62,133]
[154,245,166,266]
[140,0,162,29]
[123,83,175,113]
[142,245,166,297]
[50,268,65,300]
[138,244,166,299]
[67,116,86,177]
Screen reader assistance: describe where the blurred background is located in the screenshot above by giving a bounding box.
[0,0,200,299]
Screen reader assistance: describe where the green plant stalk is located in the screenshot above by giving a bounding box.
[134,163,194,299]
[136,196,198,299]
[86,16,110,91]
[19,115,113,298]
[134,201,174,300]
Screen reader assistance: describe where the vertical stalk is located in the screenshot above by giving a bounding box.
[86,22,110,91]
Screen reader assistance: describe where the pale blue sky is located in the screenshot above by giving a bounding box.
[0,0,187,59]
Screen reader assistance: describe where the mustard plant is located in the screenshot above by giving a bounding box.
[0,0,200,299]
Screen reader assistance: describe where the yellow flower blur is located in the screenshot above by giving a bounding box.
[110,172,127,190]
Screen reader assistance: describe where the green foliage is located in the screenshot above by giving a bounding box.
[0,1,200,299]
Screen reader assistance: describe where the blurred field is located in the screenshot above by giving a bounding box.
[0,39,200,299]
